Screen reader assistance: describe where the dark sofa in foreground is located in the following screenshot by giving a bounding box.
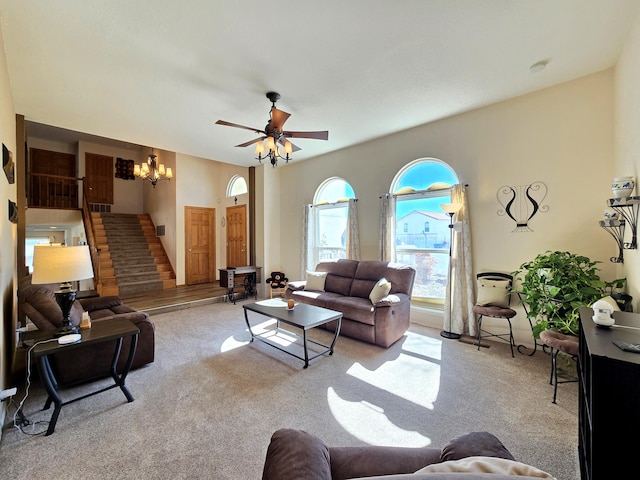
[285,259,416,348]
[18,275,155,386]
[262,429,556,480]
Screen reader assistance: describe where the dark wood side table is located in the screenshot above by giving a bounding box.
[30,317,139,435]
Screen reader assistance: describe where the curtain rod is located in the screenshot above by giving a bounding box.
[309,198,358,208]
[378,183,469,199]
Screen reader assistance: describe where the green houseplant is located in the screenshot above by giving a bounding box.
[512,251,625,338]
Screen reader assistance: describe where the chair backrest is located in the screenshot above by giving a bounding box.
[475,272,513,308]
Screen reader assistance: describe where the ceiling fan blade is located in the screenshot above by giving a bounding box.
[282,130,329,141]
[270,107,291,131]
[235,137,266,148]
[278,137,301,152]
[215,120,265,134]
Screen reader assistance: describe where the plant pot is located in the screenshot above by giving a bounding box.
[611,292,633,312]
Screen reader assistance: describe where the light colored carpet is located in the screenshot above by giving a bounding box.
[0,300,579,479]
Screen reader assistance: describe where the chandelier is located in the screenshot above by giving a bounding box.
[254,136,293,167]
[134,150,173,188]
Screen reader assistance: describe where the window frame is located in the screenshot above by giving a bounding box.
[390,158,459,308]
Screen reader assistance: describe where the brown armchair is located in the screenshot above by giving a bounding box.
[18,275,155,386]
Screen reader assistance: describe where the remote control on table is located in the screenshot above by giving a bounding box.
[612,340,640,353]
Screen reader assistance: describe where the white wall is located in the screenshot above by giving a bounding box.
[278,69,617,345]
[0,21,17,437]
[174,152,249,285]
[615,12,640,309]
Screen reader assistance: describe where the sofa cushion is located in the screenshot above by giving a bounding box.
[306,271,328,291]
[329,445,442,480]
[441,432,515,462]
[316,259,359,296]
[415,456,555,478]
[370,278,392,304]
[262,428,331,480]
[329,296,376,325]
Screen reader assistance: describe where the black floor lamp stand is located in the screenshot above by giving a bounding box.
[440,204,462,340]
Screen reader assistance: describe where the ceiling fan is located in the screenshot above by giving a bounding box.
[215,92,329,166]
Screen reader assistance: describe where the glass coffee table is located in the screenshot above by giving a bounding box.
[243,299,342,368]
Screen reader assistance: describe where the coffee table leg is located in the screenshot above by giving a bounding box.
[329,316,342,354]
[244,309,255,342]
[302,329,309,369]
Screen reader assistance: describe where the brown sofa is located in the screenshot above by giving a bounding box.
[18,275,155,386]
[285,260,416,348]
[262,429,555,480]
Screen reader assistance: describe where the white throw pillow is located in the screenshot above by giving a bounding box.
[476,278,510,308]
[369,278,392,304]
[415,456,556,479]
[305,271,327,291]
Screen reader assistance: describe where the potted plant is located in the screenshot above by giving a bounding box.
[512,250,624,337]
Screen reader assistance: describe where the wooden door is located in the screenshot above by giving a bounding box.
[226,204,247,267]
[185,206,216,285]
[85,153,114,204]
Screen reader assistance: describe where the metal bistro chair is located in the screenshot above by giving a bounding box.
[473,272,517,357]
[539,329,579,403]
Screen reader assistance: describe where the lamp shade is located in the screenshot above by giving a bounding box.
[441,203,462,214]
[32,245,94,285]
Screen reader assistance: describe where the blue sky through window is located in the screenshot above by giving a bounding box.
[395,161,458,217]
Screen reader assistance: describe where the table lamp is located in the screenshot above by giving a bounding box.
[31,245,94,336]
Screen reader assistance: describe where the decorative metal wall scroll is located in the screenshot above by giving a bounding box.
[497,181,548,232]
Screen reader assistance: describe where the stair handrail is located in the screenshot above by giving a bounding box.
[81,178,101,289]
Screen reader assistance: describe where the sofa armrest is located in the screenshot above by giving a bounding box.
[329,445,442,480]
[374,293,410,307]
[286,281,306,291]
[262,428,331,480]
[79,295,123,312]
[91,311,150,326]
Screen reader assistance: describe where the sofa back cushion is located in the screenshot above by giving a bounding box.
[350,261,416,298]
[315,259,359,296]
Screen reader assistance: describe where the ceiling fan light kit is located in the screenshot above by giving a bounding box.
[216,91,328,167]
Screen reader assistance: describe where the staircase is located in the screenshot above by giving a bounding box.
[91,213,176,296]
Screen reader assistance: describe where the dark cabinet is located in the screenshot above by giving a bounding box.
[578,307,640,479]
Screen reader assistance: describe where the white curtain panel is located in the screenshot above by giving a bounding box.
[443,184,475,336]
[346,199,361,260]
[301,204,316,278]
[379,194,396,262]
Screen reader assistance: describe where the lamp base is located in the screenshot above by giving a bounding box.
[54,288,79,337]
[55,323,79,337]
[440,330,461,340]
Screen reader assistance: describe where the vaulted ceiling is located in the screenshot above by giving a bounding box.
[1,1,639,167]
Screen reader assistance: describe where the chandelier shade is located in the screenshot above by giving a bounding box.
[255,137,294,167]
[134,150,173,187]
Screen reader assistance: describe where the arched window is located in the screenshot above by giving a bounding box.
[310,177,355,265]
[226,175,247,197]
[391,158,459,305]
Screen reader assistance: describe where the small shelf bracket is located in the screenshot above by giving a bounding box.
[608,196,640,249]
[599,219,626,263]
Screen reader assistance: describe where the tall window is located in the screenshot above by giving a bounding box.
[392,159,458,306]
[312,177,355,266]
